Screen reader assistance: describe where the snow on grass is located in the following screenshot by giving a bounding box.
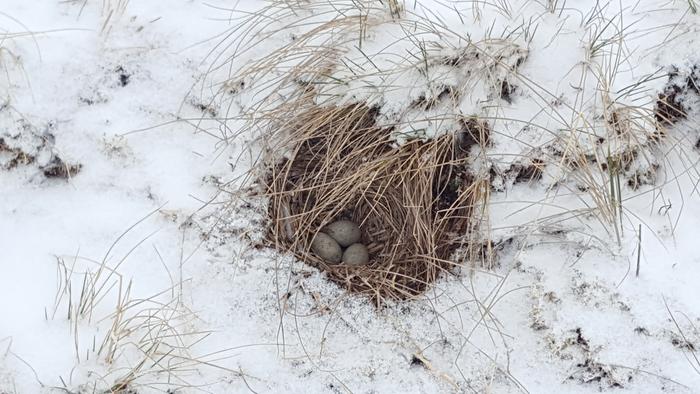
[2,0,700,393]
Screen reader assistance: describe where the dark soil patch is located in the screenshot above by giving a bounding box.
[115,66,131,87]
[655,65,700,126]
[0,128,82,180]
[42,156,82,179]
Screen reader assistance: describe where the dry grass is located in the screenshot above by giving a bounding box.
[189,1,508,304]
[0,15,36,100]
[45,211,255,393]
[69,0,130,35]
[264,101,489,305]
[196,0,699,305]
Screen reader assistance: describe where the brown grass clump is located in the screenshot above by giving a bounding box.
[264,103,487,305]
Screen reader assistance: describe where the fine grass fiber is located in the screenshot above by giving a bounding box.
[200,0,691,306]
[264,102,490,305]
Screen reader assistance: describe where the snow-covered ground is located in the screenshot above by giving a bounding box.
[2,1,700,393]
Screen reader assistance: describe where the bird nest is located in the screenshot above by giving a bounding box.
[265,103,487,305]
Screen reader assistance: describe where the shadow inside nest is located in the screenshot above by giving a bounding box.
[263,102,489,306]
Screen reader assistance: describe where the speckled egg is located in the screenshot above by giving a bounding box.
[322,220,361,247]
[342,243,370,266]
[310,232,342,263]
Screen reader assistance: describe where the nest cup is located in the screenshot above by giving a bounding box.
[265,103,487,305]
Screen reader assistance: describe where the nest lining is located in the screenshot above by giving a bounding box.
[265,103,487,304]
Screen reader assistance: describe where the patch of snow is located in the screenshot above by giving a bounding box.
[2,1,700,393]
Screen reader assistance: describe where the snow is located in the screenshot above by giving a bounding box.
[2,0,700,393]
